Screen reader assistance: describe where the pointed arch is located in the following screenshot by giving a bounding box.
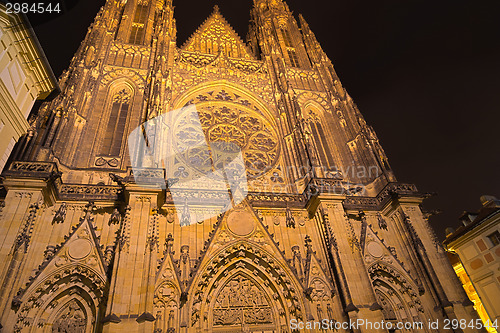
[20,283,102,333]
[172,80,277,127]
[13,264,107,332]
[209,271,277,331]
[368,262,424,325]
[45,294,93,333]
[302,101,336,169]
[100,88,131,156]
[95,78,138,163]
[153,281,180,333]
[307,278,331,302]
[188,240,307,332]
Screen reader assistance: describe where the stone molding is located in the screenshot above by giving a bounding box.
[2,161,421,210]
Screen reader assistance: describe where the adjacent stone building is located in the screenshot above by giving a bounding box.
[0,4,58,172]
[0,0,482,332]
[444,196,500,332]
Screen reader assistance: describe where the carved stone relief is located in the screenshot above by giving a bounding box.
[51,299,87,333]
[212,275,273,327]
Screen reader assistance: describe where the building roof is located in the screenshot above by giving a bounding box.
[443,196,500,245]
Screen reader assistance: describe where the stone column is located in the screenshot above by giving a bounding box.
[320,198,387,333]
[103,183,162,333]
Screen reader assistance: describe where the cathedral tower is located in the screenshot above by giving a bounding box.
[0,0,482,332]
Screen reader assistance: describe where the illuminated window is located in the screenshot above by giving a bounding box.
[100,89,130,156]
[487,231,500,247]
[280,29,293,47]
[287,49,299,67]
[129,4,148,44]
[280,29,300,67]
[310,121,335,168]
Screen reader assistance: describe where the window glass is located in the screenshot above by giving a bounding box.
[487,231,500,247]
[101,89,130,156]
[129,4,148,44]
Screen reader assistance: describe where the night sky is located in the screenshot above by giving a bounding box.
[26,0,499,239]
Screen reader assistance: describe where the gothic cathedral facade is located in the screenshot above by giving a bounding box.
[0,0,481,332]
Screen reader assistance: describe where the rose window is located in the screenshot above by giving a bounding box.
[173,103,279,178]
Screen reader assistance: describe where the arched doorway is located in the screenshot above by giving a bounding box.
[188,240,305,333]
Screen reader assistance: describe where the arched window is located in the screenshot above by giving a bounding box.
[100,89,131,156]
[280,28,293,47]
[280,28,300,67]
[310,119,335,168]
[287,49,299,67]
[129,4,148,44]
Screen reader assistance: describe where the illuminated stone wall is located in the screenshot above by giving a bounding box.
[0,0,482,332]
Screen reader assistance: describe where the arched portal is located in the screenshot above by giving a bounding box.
[369,263,424,331]
[33,286,98,333]
[189,241,306,333]
[49,298,89,333]
[12,264,106,333]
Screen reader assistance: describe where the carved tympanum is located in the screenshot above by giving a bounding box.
[212,275,273,327]
[51,300,87,333]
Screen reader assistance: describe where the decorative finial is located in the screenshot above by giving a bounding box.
[213,5,220,14]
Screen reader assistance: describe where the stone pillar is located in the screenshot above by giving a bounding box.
[0,173,56,328]
[103,184,162,332]
[320,198,387,333]
[399,199,486,333]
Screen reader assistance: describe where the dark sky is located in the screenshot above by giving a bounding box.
[27,0,499,239]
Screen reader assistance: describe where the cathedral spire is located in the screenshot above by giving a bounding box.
[249,0,310,69]
[16,0,177,168]
[298,14,324,65]
[114,0,174,46]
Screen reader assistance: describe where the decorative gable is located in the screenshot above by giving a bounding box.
[11,203,108,332]
[181,5,254,59]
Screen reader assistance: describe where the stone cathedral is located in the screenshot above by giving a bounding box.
[0,0,482,332]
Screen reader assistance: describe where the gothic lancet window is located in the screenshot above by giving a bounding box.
[310,119,335,168]
[287,49,299,67]
[280,29,300,67]
[280,28,293,47]
[100,89,131,156]
[129,4,148,44]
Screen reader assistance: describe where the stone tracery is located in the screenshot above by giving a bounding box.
[154,282,180,333]
[369,262,424,324]
[188,239,306,332]
[173,88,280,179]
